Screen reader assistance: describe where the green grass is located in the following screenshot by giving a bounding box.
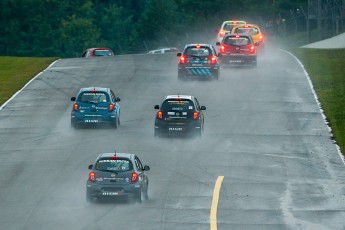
[0,56,58,105]
[292,48,345,154]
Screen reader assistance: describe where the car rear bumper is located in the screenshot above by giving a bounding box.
[71,113,117,125]
[220,54,257,65]
[154,121,202,135]
[178,66,219,78]
[86,182,141,198]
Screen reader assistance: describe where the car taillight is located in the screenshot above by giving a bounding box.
[89,171,96,182]
[219,31,225,37]
[131,172,139,183]
[220,46,225,53]
[179,56,187,64]
[73,103,79,112]
[108,103,115,112]
[259,35,263,41]
[193,111,199,120]
[156,111,163,120]
[210,56,217,64]
[250,45,255,53]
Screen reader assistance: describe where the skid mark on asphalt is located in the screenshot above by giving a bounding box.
[210,176,224,230]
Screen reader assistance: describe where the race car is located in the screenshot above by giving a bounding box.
[177,44,221,80]
[216,33,259,67]
[82,47,115,58]
[86,152,150,203]
[154,95,206,137]
[70,87,121,128]
[216,20,246,43]
[231,24,265,52]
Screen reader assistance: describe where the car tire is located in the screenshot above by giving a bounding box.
[154,129,160,138]
[178,71,184,80]
[215,70,220,80]
[135,189,142,203]
[143,183,149,200]
[195,129,202,138]
[112,117,119,129]
[86,191,93,203]
[71,120,78,129]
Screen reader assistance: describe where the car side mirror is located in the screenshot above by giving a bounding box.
[88,164,93,170]
[71,97,76,101]
[216,42,220,46]
[217,53,222,57]
[144,165,150,171]
[255,42,260,46]
[116,97,121,102]
[154,105,159,109]
[177,53,182,57]
[200,106,206,110]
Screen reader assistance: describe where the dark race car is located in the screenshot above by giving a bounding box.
[177,44,221,80]
[86,152,150,203]
[154,95,206,137]
[216,33,259,67]
[70,87,121,128]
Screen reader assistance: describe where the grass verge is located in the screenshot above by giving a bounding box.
[0,56,58,106]
[292,48,345,154]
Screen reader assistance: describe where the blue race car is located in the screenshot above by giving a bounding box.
[71,87,120,128]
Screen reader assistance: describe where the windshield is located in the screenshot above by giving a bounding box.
[77,91,109,103]
[95,158,133,172]
[94,49,112,56]
[184,47,211,57]
[225,36,251,46]
[234,27,259,35]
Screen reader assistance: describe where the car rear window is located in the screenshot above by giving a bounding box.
[185,47,211,57]
[77,91,110,103]
[234,27,259,35]
[224,36,251,46]
[161,99,194,111]
[95,157,133,172]
[224,24,236,31]
[94,49,112,56]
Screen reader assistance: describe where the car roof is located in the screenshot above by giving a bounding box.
[223,20,246,24]
[224,33,253,38]
[78,87,110,93]
[184,44,212,48]
[164,95,193,100]
[232,24,261,31]
[97,152,135,160]
[87,47,112,51]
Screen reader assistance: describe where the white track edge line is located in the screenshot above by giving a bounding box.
[280,49,344,164]
[0,59,60,111]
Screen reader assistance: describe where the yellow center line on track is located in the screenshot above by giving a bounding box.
[210,176,224,230]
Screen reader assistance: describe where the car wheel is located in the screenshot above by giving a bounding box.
[215,70,220,80]
[112,117,119,129]
[178,71,184,80]
[71,120,78,129]
[154,129,160,137]
[86,191,93,203]
[135,189,142,203]
[143,183,149,200]
[194,129,202,138]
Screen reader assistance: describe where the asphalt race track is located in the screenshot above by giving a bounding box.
[1,48,345,230]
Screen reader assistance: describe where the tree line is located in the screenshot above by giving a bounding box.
[0,0,306,57]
